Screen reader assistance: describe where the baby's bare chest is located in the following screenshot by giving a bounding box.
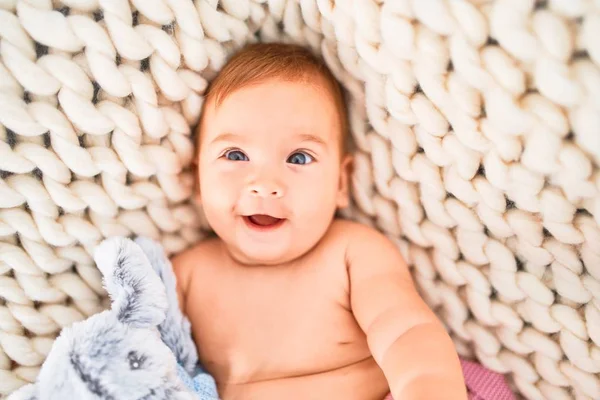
[185,254,371,383]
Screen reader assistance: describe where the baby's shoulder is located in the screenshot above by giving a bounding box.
[171,236,223,276]
[326,218,389,248]
[326,219,403,266]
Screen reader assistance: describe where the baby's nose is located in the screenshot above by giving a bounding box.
[248,183,284,198]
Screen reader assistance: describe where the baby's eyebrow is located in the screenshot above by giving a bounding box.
[295,133,328,148]
[208,132,329,148]
[208,132,245,146]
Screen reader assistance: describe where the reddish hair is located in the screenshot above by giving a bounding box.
[195,42,348,153]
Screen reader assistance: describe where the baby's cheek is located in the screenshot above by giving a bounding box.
[294,184,336,217]
[202,166,241,193]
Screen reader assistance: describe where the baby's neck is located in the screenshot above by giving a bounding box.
[217,239,315,269]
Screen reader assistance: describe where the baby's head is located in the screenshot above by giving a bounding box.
[195,42,351,265]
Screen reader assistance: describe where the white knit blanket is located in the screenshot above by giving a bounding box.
[0,0,599,399]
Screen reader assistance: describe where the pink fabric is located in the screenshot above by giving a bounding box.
[382,358,515,400]
[460,358,515,400]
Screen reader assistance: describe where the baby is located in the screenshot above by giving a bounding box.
[172,42,467,400]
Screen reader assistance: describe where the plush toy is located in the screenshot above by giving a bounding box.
[8,237,219,400]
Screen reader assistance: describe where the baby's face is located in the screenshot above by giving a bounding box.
[198,79,349,265]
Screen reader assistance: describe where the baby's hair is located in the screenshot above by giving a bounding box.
[195,42,349,154]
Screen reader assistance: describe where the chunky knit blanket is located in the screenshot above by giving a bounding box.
[0,0,599,399]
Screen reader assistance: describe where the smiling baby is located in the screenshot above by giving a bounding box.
[172,42,467,400]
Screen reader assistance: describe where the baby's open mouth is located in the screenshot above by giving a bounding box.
[243,214,284,229]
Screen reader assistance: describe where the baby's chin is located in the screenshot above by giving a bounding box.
[229,239,297,266]
[213,216,323,266]
[224,229,307,266]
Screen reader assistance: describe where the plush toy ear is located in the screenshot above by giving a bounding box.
[94,237,168,328]
[134,236,200,374]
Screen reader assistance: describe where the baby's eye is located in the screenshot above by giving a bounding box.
[287,151,314,165]
[224,149,248,161]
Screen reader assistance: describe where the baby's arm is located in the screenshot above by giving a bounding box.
[170,249,194,314]
[347,225,467,399]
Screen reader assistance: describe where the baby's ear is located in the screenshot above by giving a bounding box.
[94,237,168,328]
[336,154,353,209]
[191,158,202,205]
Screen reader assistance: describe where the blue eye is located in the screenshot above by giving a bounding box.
[287,151,314,165]
[224,150,248,161]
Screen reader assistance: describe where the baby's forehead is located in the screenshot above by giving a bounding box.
[202,80,341,134]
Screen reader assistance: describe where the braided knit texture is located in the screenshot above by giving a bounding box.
[0,0,599,398]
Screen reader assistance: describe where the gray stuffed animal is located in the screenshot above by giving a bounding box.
[8,237,216,400]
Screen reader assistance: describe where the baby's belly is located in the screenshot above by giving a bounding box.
[216,356,389,400]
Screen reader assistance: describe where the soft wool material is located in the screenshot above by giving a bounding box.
[1,1,599,399]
